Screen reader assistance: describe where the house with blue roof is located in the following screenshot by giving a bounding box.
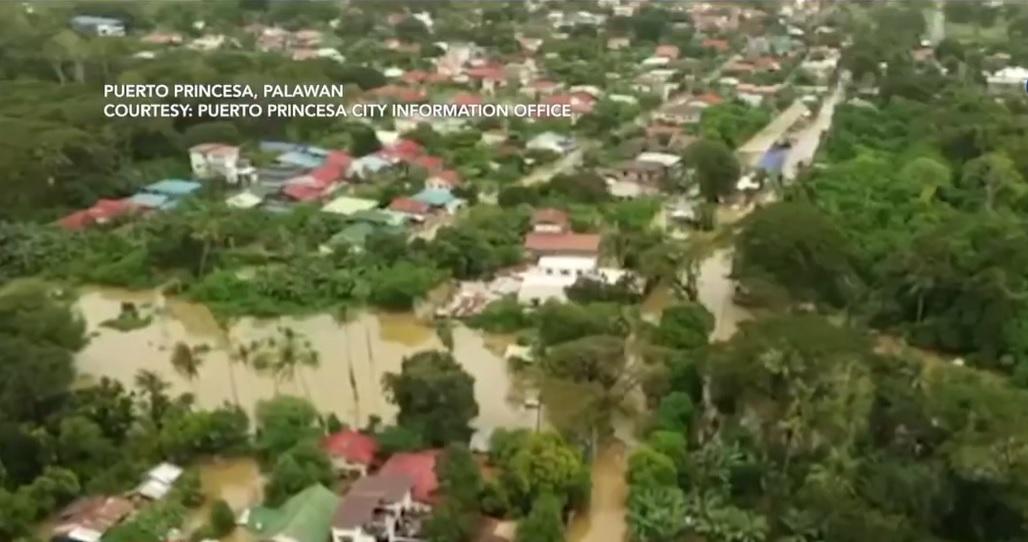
[144,179,203,197]
[129,179,202,211]
[260,141,304,155]
[348,155,392,181]
[277,151,325,170]
[412,188,465,214]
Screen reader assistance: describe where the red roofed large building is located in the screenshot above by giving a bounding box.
[411,154,444,173]
[323,430,379,476]
[702,38,731,52]
[389,197,432,221]
[524,232,602,258]
[379,139,424,163]
[379,450,440,505]
[58,199,137,231]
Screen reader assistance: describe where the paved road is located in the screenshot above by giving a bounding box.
[695,81,846,342]
[517,146,585,187]
[738,100,810,168]
[782,82,844,180]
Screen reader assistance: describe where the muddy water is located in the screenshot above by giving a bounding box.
[697,249,751,342]
[184,457,263,542]
[566,441,628,542]
[75,287,536,437]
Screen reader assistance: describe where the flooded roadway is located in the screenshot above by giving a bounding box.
[74,287,536,438]
[566,441,629,542]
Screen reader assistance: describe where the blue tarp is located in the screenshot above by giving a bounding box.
[277,151,325,169]
[412,188,457,207]
[145,179,202,196]
[260,141,303,154]
[129,193,170,209]
[758,147,788,174]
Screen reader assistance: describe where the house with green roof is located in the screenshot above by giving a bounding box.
[244,484,340,542]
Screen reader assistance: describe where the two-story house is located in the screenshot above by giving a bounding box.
[189,143,257,185]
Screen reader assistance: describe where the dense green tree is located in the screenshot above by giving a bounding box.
[255,395,322,459]
[383,350,478,446]
[515,493,565,542]
[264,441,334,506]
[542,335,626,388]
[687,139,741,203]
[627,485,688,542]
[653,303,714,351]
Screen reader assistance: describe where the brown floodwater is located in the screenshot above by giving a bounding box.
[184,457,263,542]
[74,287,537,437]
[566,441,628,542]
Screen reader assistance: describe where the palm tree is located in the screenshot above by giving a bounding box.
[134,369,171,426]
[170,341,204,391]
[252,327,320,400]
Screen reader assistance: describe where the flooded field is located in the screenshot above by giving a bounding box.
[567,441,628,542]
[75,287,537,437]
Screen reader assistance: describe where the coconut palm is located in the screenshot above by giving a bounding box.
[252,326,320,400]
[134,369,171,426]
[170,341,204,393]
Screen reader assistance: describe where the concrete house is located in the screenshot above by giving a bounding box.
[70,15,125,36]
[323,430,379,477]
[189,143,257,185]
[52,496,134,542]
[331,474,420,542]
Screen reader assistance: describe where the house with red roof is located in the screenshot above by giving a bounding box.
[410,154,445,174]
[702,38,731,53]
[531,208,570,234]
[388,197,432,223]
[524,232,602,258]
[655,44,680,60]
[694,92,724,106]
[426,169,461,191]
[464,64,508,95]
[379,450,440,506]
[323,430,379,476]
[58,199,138,231]
[378,139,424,164]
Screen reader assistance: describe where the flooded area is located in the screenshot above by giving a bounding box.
[697,249,752,342]
[184,457,263,542]
[567,441,628,542]
[74,287,537,437]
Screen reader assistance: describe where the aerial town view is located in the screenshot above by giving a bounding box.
[1,0,1027,541]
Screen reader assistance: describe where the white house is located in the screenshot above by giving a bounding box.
[527,132,577,155]
[636,152,682,170]
[189,143,257,185]
[136,463,183,501]
[517,255,629,306]
[987,66,1028,93]
[70,16,125,37]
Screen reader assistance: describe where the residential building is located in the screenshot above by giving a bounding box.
[323,430,379,476]
[246,484,340,542]
[379,451,439,506]
[526,132,577,155]
[655,45,680,60]
[136,462,183,501]
[411,188,465,214]
[58,199,138,231]
[524,232,602,258]
[70,15,125,36]
[323,196,379,217]
[517,255,629,305]
[52,496,134,542]
[531,208,570,234]
[607,37,631,50]
[654,102,705,126]
[189,143,257,185]
[389,197,433,223]
[426,170,462,191]
[987,66,1028,94]
[331,474,420,542]
[129,180,202,210]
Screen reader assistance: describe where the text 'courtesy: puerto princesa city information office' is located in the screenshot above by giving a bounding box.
[102,83,574,119]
